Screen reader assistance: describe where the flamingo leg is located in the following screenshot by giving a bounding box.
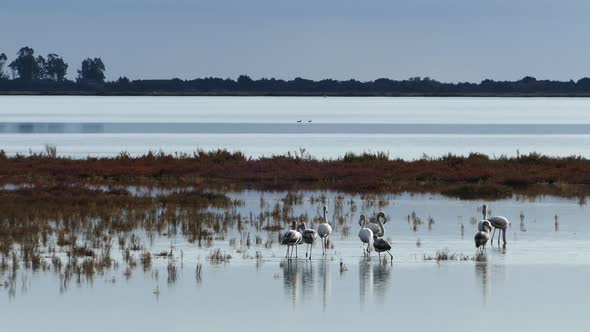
[491,228,496,244]
[387,251,393,262]
[295,244,298,259]
[286,245,290,259]
[309,244,312,260]
[502,229,507,245]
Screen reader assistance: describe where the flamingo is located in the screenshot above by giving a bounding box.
[482,204,509,246]
[317,206,332,255]
[363,212,387,237]
[358,215,374,256]
[372,235,393,262]
[475,220,492,253]
[281,221,302,260]
[297,222,318,259]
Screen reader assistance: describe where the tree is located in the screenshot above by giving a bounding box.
[237,74,254,90]
[8,47,44,80]
[36,56,46,80]
[77,57,105,83]
[0,53,7,79]
[44,54,68,81]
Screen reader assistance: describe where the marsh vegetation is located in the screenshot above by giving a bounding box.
[2,149,590,199]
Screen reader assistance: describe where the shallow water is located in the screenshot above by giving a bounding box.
[3,96,590,159]
[1,191,588,331]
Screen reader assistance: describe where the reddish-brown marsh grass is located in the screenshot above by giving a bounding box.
[1,150,590,198]
[0,184,242,288]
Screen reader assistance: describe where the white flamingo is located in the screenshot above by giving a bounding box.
[475,220,492,253]
[362,211,387,237]
[482,204,509,246]
[358,215,374,256]
[317,206,332,255]
[281,221,302,259]
[298,222,318,260]
[372,235,393,262]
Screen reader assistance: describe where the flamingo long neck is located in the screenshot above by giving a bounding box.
[482,205,487,220]
[377,217,384,236]
[323,208,327,224]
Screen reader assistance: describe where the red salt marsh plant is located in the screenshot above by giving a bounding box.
[0,184,243,288]
[2,149,590,198]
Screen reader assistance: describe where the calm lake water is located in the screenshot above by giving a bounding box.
[1,97,589,331]
[2,96,590,158]
[1,190,589,332]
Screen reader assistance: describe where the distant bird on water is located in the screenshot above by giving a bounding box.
[281,221,302,260]
[317,206,332,255]
[372,235,393,262]
[308,120,312,123]
[482,204,509,246]
[297,222,318,260]
[358,215,374,256]
[297,120,302,123]
[475,220,492,253]
[363,211,387,237]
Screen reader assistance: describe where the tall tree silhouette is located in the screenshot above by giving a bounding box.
[45,54,68,81]
[0,53,7,79]
[77,57,105,83]
[8,47,44,80]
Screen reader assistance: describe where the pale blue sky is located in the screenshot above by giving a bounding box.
[2,0,589,82]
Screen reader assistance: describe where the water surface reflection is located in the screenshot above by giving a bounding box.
[359,259,393,306]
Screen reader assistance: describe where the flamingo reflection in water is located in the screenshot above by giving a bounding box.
[280,259,331,308]
[359,259,393,305]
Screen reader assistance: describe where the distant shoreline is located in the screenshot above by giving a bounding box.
[3,91,590,97]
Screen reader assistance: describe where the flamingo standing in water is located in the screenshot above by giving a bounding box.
[363,211,387,237]
[281,221,302,259]
[358,215,374,256]
[317,206,332,255]
[482,204,509,246]
[372,235,393,262]
[298,222,318,259]
[475,220,492,253]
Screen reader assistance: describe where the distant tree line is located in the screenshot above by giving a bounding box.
[3,46,590,96]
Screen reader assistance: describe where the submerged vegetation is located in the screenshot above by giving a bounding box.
[1,149,590,198]
[0,147,584,295]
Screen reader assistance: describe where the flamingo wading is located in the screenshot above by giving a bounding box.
[363,212,387,237]
[475,220,492,253]
[317,206,332,255]
[482,204,509,246]
[298,222,318,259]
[358,215,374,256]
[281,221,302,260]
[372,235,393,262]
